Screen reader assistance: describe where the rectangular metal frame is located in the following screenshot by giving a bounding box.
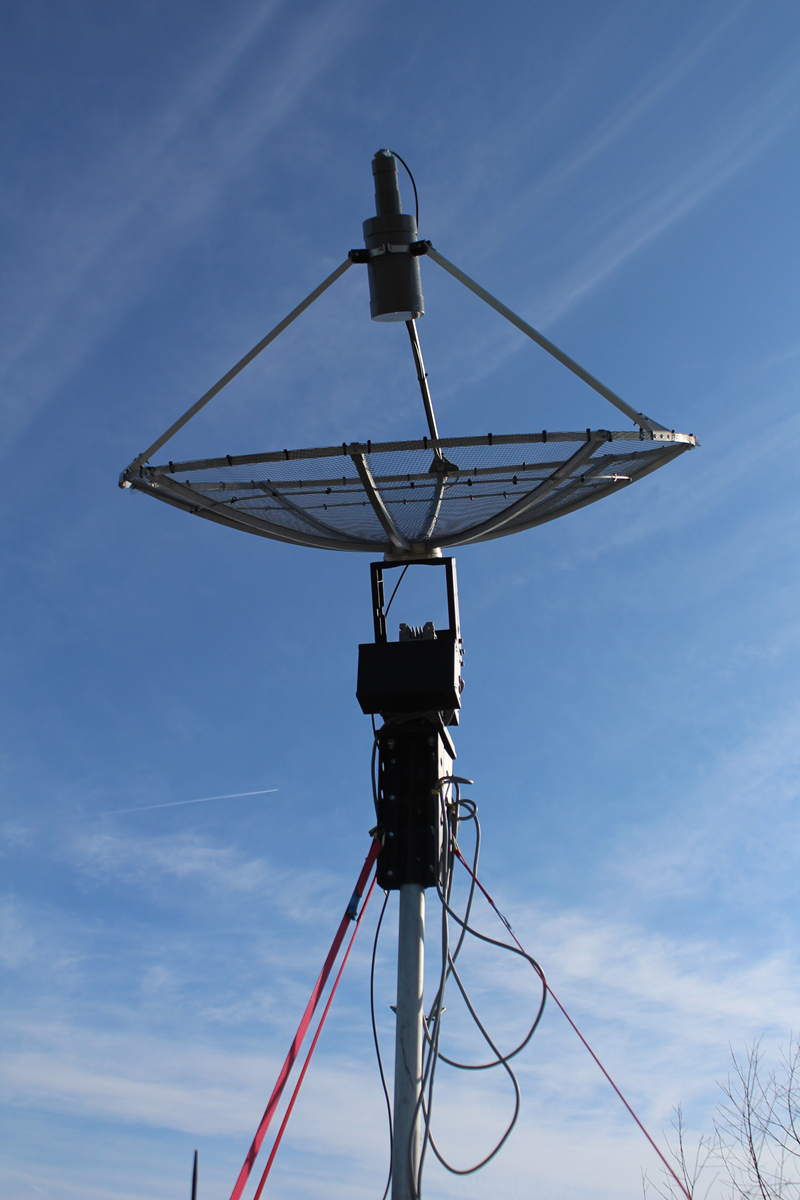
[358,558,463,723]
[370,557,461,646]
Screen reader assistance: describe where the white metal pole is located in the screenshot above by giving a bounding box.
[392,882,425,1200]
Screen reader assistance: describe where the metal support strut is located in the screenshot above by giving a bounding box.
[393,884,425,1200]
[405,320,457,475]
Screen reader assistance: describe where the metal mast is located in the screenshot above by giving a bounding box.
[393,882,424,1199]
[357,553,463,1200]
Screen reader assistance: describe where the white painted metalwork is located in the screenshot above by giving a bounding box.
[393,884,425,1200]
[124,429,696,558]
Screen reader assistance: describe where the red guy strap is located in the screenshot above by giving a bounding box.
[228,837,381,1200]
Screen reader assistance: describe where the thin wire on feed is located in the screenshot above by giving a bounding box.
[388,149,419,227]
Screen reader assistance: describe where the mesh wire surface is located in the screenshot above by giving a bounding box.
[127,430,694,553]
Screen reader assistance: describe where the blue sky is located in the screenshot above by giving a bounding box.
[1,1,798,1197]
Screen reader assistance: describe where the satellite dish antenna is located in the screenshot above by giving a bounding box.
[120,151,697,1199]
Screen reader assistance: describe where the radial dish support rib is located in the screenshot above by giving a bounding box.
[352,453,412,551]
[441,435,606,546]
[132,475,375,553]
[256,479,363,542]
[406,320,458,475]
[420,478,446,542]
[406,319,439,441]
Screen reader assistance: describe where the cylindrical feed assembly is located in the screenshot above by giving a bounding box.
[363,150,424,322]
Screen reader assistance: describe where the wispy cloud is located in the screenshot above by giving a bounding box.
[0,1020,275,1135]
[490,0,756,242]
[607,701,800,917]
[4,777,797,1192]
[56,825,363,938]
[538,55,800,327]
[423,18,800,414]
[67,827,294,899]
[1,0,369,453]
[0,897,37,969]
[3,884,796,1196]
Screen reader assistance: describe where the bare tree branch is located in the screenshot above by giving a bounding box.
[643,1104,718,1200]
[643,1039,800,1200]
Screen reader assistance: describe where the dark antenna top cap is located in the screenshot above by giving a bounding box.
[372,149,402,216]
[363,150,421,320]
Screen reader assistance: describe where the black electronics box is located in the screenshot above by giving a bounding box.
[356,636,461,716]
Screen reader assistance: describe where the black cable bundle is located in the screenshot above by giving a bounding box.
[368,759,548,1199]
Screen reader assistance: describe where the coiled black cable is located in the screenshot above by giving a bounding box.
[368,756,547,1198]
[415,785,547,1193]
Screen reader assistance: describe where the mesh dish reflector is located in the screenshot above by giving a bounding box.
[127,429,696,555]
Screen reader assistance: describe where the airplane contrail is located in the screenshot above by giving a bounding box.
[90,789,278,817]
